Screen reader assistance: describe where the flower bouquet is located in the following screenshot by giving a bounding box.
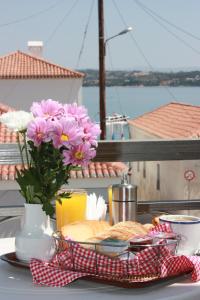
[0,99,100,217]
[0,99,100,262]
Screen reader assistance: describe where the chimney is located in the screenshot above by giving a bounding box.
[28,41,43,57]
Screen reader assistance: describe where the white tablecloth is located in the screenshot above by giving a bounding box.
[0,238,200,300]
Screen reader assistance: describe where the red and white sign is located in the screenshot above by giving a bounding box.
[184,170,195,182]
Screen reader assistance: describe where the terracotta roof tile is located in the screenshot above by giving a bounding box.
[0,51,84,79]
[0,162,127,181]
[129,102,200,138]
[79,162,128,179]
[82,168,90,178]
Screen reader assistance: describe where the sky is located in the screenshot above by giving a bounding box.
[0,0,200,71]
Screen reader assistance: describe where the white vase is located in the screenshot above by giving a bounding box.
[15,203,56,263]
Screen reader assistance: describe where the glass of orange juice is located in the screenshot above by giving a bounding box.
[56,189,87,231]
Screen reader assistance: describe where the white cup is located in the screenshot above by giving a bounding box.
[159,214,200,256]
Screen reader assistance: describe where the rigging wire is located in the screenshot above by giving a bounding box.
[0,0,64,28]
[106,39,124,115]
[112,0,177,101]
[105,24,129,140]
[104,23,124,116]
[45,0,79,45]
[134,0,200,42]
[133,0,200,57]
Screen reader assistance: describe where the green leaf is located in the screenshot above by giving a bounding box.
[56,192,71,204]
[16,141,74,216]
[42,201,54,218]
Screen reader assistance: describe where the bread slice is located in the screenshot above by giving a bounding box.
[93,221,154,241]
[61,220,110,242]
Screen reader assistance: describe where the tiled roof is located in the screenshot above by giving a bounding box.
[0,162,127,181]
[0,164,23,181]
[0,51,84,79]
[0,102,17,143]
[129,102,200,138]
[0,103,127,180]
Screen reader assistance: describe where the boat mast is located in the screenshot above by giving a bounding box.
[98,0,106,140]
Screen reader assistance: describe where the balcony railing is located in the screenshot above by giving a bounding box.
[1,139,200,217]
[2,139,200,164]
[94,139,200,162]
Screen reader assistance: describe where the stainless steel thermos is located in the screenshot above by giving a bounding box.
[111,174,137,224]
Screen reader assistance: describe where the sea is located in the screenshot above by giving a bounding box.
[83,86,200,139]
[83,86,200,122]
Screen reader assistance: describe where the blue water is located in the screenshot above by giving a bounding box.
[83,86,200,122]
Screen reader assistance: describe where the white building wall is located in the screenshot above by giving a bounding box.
[129,124,200,206]
[0,78,83,110]
[0,177,121,206]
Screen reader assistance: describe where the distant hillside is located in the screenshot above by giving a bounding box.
[79,69,200,87]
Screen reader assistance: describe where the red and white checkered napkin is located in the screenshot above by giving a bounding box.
[30,223,200,287]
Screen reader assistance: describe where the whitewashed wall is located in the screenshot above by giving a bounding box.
[0,177,121,206]
[0,78,83,110]
[129,124,200,207]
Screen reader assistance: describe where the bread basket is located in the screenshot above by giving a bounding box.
[53,231,179,287]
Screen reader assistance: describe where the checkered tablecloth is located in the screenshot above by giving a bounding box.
[30,223,200,287]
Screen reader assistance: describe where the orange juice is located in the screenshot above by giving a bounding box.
[56,189,87,230]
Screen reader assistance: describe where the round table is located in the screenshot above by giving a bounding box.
[0,238,200,300]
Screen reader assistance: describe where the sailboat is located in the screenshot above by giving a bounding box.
[106,113,129,124]
[106,113,130,140]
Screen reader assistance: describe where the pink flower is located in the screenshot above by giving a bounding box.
[63,143,96,167]
[30,99,64,120]
[63,103,88,121]
[27,117,51,146]
[50,118,83,149]
[81,119,101,146]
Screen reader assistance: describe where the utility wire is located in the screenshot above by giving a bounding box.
[132,1,200,122]
[112,0,177,101]
[133,0,200,56]
[45,0,79,45]
[0,0,64,28]
[68,0,95,106]
[114,0,198,123]
[2,0,80,104]
[75,0,95,68]
[134,0,200,42]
